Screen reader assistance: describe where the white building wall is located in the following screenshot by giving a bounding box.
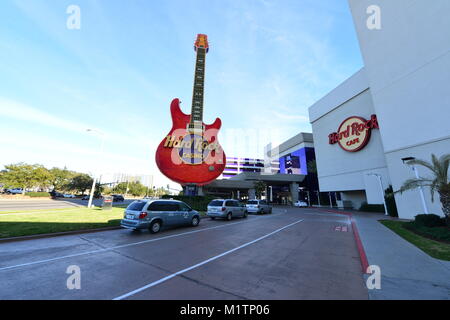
[348,0,450,219]
[310,73,390,206]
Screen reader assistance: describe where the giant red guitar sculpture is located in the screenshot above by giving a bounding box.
[155,34,226,186]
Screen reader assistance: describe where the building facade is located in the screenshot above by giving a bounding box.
[306,0,450,219]
[220,157,279,180]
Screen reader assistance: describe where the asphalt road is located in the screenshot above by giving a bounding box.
[0,198,134,211]
[0,207,368,300]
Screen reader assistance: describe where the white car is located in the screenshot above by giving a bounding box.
[294,200,308,207]
[63,194,76,198]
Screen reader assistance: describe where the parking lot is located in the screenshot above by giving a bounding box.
[0,207,368,300]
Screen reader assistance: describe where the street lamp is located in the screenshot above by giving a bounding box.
[401,157,429,214]
[366,173,389,216]
[86,128,106,209]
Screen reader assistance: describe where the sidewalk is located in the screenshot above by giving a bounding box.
[352,212,450,300]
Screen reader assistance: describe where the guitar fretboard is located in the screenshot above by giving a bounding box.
[190,47,206,124]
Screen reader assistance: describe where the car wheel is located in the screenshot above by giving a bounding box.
[191,216,200,227]
[226,213,232,221]
[210,217,216,220]
[149,220,161,234]
[269,208,273,214]
[261,209,265,215]
[243,211,248,218]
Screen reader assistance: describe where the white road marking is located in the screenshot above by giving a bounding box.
[0,213,285,272]
[113,219,304,300]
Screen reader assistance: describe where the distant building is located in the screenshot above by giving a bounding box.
[111,173,154,188]
[220,157,279,180]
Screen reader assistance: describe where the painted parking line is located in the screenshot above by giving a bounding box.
[113,219,305,300]
[0,212,286,272]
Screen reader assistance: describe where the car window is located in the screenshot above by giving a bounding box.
[127,201,146,211]
[209,200,223,206]
[225,200,235,207]
[247,200,258,205]
[148,202,179,211]
[178,202,192,211]
[260,200,267,205]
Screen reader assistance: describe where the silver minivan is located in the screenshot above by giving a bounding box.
[246,199,272,214]
[120,199,200,233]
[207,199,248,220]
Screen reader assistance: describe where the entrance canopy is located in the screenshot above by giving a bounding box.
[229,172,306,185]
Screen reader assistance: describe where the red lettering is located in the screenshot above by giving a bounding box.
[351,123,360,136]
[370,114,379,129]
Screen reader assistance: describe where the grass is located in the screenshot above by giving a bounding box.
[380,220,450,261]
[0,207,125,239]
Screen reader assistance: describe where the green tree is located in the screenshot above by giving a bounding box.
[113,182,128,194]
[396,154,450,224]
[68,173,93,195]
[154,187,169,197]
[128,181,147,197]
[49,167,74,191]
[0,163,51,194]
[254,181,267,199]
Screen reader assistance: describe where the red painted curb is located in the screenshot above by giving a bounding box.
[314,208,370,274]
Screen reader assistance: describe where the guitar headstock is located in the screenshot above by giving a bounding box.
[194,34,209,53]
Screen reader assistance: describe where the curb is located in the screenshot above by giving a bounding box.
[314,208,370,274]
[0,226,122,244]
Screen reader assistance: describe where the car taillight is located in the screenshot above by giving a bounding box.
[139,212,147,219]
[221,207,226,211]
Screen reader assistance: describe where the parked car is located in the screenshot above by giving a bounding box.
[246,199,272,214]
[294,200,308,207]
[5,188,23,195]
[207,199,247,221]
[112,194,124,202]
[120,199,201,233]
[63,194,76,198]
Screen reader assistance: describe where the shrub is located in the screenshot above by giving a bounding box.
[413,214,446,228]
[404,222,450,242]
[359,202,385,213]
[25,192,51,198]
[161,195,216,211]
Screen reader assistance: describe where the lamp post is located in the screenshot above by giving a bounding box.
[401,157,429,214]
[86,128,106,209]
[367,173,389,216]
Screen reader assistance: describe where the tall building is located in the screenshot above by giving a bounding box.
[306,0,450,219]
[221,157,279,179]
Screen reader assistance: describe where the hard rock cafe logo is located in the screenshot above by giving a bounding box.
[163,133,222,165]
[328,115,379,152]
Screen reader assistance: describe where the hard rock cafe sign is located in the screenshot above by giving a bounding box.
[328,114,379,152]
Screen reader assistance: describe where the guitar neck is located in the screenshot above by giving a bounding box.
[190,47,206,124]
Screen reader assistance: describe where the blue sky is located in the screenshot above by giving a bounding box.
[0,0,363,188]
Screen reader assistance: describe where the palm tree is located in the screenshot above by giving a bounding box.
[397,154,450,224]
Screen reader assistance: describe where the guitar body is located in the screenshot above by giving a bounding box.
[155,98,226,186]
